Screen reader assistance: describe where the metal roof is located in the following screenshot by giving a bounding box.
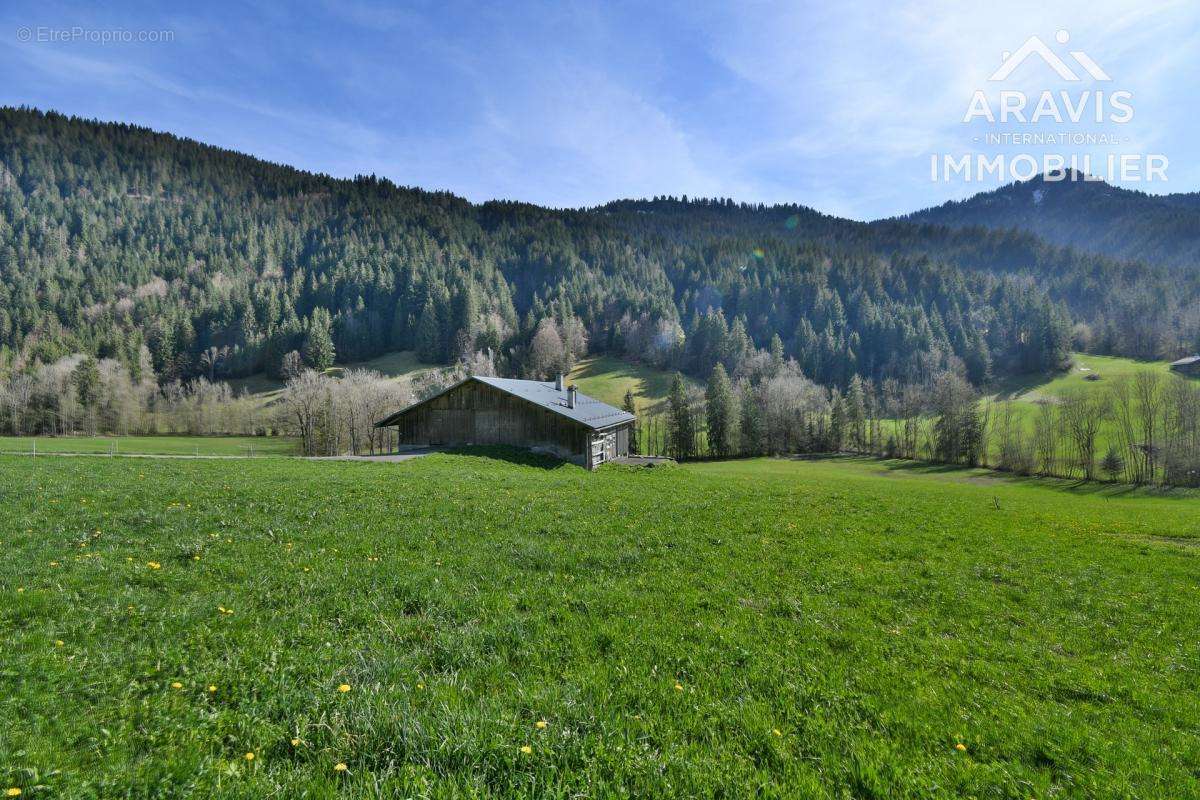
[1171,355,1200,367]
[375,375,636,430]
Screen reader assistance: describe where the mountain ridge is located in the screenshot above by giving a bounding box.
[0,106,1195,394]
[902,171,1200,269]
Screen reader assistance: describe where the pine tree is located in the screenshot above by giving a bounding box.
[769,333,785,370]
[302,312,336,371]
[622,389,639,455]
[1101,446,1125,482]
[726,316,753,374]
[739,382,762,456]
[454,284,479,349]
[389,302,410,351]
[705,363,739,457]
[667,372,696,460]
[415,299,442,363]
[845,375,866,451]
[73,356,101,408]
[829,391,846,452]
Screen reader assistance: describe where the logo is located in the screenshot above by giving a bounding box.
[989,30,1110,82]
[929,30,1167,185]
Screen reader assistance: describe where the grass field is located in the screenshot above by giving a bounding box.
[989,353,1173,405]
[334,350,434,380]
[2,452,1198,798]
[223,350,437,407]
[567,355,685,412]
[974,353,1183,467]
[0,435,299,457]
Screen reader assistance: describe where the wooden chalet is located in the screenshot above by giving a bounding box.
[1170,355,1200,377]
[374,374,635,469]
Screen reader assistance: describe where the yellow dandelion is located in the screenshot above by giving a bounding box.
[772,728,782,737]
[244,751,255,761]
[6,788,21,797]
[337,683,351,693]
[16,588,23,593]
[955,743,967,752]
[334,763,348,772]
[147,561,161,570]
[208,685,217,693]
[535,720,547,729]
[291,738,301,747]
[55,640,64,647]
[674,682,684,691]
[171,682,183,689]
[519,745,532,755]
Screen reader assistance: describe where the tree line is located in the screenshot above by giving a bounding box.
[642,361,1200,487]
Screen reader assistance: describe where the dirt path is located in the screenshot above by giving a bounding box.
[308,448,440,463]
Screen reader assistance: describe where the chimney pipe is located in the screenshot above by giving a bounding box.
[555,373,564,391]
[568,385,577,409]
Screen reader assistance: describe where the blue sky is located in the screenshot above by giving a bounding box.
[2,0,1198,219]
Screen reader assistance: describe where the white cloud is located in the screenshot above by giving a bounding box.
[694,0,1200,216]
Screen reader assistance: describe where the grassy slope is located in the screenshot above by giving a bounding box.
[224,350,437,407]
[332,350,435,381]
[567,355,683,412]
[989,353,1173,405]
[2,453,1198,798]
[977,353,1180,463]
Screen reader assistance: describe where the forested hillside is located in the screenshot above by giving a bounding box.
[904,171,1200,268]
[0,107,1193,398]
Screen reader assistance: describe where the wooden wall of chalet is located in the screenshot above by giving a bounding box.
[586,424,631,468]
[393,380,590,458]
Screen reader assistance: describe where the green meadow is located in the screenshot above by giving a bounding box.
[2,452,1199,798]
[567,355,689,412]
[974,353,1183,469]
[223,349,438,409]
[989,353,1173,406]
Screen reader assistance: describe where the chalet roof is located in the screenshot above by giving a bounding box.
[1171,355,1200,367]
[375,375,636,431]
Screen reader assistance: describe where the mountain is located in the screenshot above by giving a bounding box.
[903,171,1200,270]
[0,107,1194,394]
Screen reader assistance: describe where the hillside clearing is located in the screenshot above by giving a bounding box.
[222,350,437,408]
[567,355,688,411]
[2,453,1198,797]
[989,353,1173,405]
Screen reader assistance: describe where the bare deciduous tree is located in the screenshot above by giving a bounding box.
[280,370,329,456]
[1060,389,1109,480]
